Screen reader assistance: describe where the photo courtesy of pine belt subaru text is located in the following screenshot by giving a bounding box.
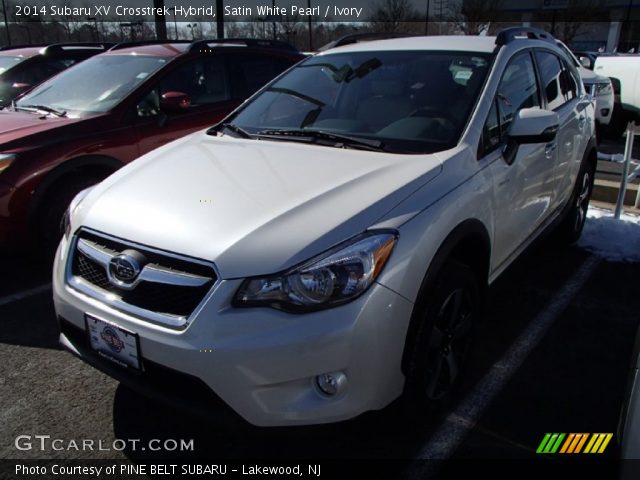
[53,28,597,427]
[0,39,304,254]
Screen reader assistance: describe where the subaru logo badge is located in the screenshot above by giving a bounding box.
[109,253,142,285]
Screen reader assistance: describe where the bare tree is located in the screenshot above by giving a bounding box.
[278,13,304,47]
[552,0,606,45]
[449,0,504,35]
[368,0,420,32]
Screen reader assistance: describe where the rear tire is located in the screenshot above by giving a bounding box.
[555,160,595,245]
[403,261,480,418]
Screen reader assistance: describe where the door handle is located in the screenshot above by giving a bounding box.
[545,142,556,159]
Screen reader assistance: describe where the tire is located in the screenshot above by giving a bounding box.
[37,175,101,258]
[595,122,604,145]
[605,102,628,139]
[403,261,480,417]
[555,160,595,245]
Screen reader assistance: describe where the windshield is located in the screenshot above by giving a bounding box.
[15,54,170,116]
[0,56,25,74]
[226,50,490,154]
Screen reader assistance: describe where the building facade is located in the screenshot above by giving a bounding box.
[490,0,640,52]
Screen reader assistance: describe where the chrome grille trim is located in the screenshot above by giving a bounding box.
[65,229,220,330]
[69,276,189,329]
[77,238,213,290]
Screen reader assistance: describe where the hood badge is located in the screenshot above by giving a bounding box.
[108,250,145,288]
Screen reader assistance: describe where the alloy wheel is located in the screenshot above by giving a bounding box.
[424,287,474,401]
[575,171,591,233]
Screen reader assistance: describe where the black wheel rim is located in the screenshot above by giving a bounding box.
[575,171,591,233]
[424,287,474,401]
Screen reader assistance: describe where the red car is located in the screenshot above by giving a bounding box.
[0,43,110,107]
[0,39,304,252]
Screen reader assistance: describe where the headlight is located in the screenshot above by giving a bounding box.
[61,186,94,239]
[594,82,613,96]
[0,153,16,174]
[234,231,398,313]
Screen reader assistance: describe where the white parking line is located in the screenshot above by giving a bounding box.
[0,284,52,308]
[419,255,601,459]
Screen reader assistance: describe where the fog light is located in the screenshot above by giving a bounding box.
[315,372,346,396]
[601,108,610,116]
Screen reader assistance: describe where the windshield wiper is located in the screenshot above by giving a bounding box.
[17,104,67,117]
[267,88,325,107]
[213,122,253,139]
[257,128,385,151]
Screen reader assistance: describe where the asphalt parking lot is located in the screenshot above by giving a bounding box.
[1,142,639,479]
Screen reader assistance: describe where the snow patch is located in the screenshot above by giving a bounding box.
[578,207,640,262]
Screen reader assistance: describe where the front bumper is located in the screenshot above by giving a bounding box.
[589,86,614,126]
[53,236,414,427]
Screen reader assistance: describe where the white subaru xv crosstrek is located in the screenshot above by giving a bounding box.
[53,28,597,427]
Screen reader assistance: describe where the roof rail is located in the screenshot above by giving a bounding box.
[318,32,414,52]
[189,38,297,53]
[109,40,192,51]
[0,43,47,51]
[495,27,555,47]
[42,42,113,54]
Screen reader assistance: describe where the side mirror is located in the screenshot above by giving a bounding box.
[160,91,191,113]
[579,56,592,69]
[503,108,559,165]
[509,108,559,144]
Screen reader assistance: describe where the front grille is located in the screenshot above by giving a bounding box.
[77,250,111,290]
[68,230,217,325]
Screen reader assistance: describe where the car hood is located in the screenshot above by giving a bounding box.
[77,132,443,278]
[0,108,81,146]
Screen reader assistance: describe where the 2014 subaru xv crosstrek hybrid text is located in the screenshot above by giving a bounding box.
[53,28,597,426]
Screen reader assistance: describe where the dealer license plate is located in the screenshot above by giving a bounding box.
[86,315,141,371]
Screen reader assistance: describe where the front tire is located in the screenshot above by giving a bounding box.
[403,261,480,416]
[37,175,101,258]
[605,102,628,139]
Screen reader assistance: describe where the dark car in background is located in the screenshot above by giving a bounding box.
[0,39,304,253]
[572,50,600,70]
[0,43,110,107]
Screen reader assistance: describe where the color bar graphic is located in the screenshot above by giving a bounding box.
[536,433,613,454]
[560,433,589,453]
[536,433,566,453]
[583,433,613,454]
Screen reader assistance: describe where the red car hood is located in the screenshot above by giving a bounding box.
[0,109,81,146]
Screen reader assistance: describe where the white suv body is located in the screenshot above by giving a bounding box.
[594,54,640,135]
[53,29,596,426]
